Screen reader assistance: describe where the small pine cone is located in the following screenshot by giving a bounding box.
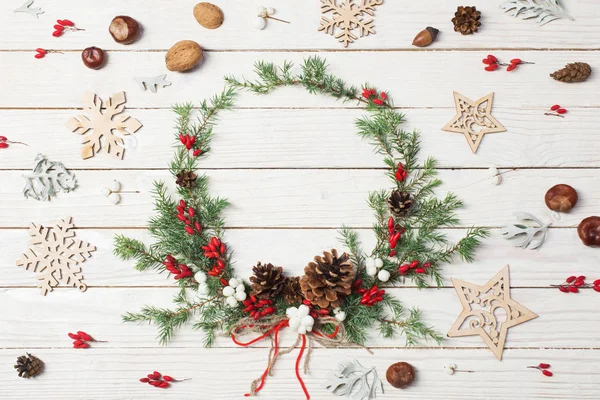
[14,353,44,378]
[249,262,285,299]
[175,170,197,188]
[282,276,304,305]
[300,249,355,309]
[550,62,592,83]
[451,6,481,35]
[388,190,413,218]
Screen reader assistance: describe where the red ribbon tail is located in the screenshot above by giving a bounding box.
[295,334,310,400]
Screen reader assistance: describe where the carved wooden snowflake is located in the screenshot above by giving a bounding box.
[318,0,384,48]
[66,91,142,160]
[16,217,96,296]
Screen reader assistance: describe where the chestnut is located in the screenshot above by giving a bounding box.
[578,216,600,247]
[386,362,415,389]
[109,16,140,44]
[544,184,578,212]
[81,47,105,70]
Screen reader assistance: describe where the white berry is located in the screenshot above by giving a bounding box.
[100,187,111,197]
[374,258,384,269]
[223,286,235,297]
[491,174,502,186]
[366,266,378,277]
[111,180,121,192]
[335,311,346,322]
[377,269,391,282]
[108,193,121,205]
[235,291,247,301]
[365,257,376,269]
[444,364,457,375]
[197,283,209,295]
[252,17,266,30]
[194,271,207,283]
[235,284,246,293]
[266,7,275,15]
[225,296,238,307]
[257,6,266,14]
[229,278,240,288]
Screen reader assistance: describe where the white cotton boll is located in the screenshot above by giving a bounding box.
[374,258,384,269]
[101,187,111,197]
[223,286,235,297]
[377,269,391,282]
[194,271,207,283]
[108,193,121,205]
[111,180,121,192]
[286,307,298,319]
[236,284,246,293]
[266,7,275,15]
[252,17,266,30]
[335,311,346,322]
[366,266,378,277]
[235,291,247,301]
[228,278,240,288]
[225,296,238,307]
[297,304,310,318]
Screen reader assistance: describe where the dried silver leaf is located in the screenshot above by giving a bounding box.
[23,154,77,201]
[500,0,572,26]
[501,212,550,250]
[14,0,44,18]
[325,360,383,400]
[133,75,172,93]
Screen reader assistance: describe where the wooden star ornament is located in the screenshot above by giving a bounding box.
[448,265,537,360]
[442,92,506,153]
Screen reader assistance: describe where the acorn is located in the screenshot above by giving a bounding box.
[386,362,415,389]
[578,217,600,247]
[412,27,439,47]
[544,184,578,212]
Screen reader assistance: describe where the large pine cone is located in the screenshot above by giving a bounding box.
[282,276,304,305]
[300,249,355,309]
[550,62,592,83]
[452,6,481,35]
[249,262,285,299]
[175,170,197,188]
[14,353,43,378]
[388,190,413,217]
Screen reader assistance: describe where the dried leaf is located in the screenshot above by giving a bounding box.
[500,0,572,26]
[22,154,77,201]
[13,0,44,18]
[501,212,550,250]
[133,74,172,93]
[325,360,383,400]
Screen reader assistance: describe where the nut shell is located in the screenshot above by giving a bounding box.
[412,26,439,47]
[194,2,224,29]
[81,47,105,70]
[109,16,140,45]
[578,216,600,247]
[544,184,578,212]
[165,40,203,72]
[386,362,415,389]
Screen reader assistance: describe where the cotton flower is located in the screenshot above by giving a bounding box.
[286,305,314,334]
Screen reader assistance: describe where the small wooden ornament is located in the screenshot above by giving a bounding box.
[318,0,384,48]
[448,265,538,360]
[442,92,506,153]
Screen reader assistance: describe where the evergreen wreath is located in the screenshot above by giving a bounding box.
[114,57,487,397]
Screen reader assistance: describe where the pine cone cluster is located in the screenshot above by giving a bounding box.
[249,262,285,299]
[452,6,481,35]
[282,276,304,305]
[550,62,592,83]
[388,190,413,217]
[175,170,197,188]
[300,249,355,309]
[14,353,43,378]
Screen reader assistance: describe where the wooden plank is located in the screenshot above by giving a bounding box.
[1,228,595,288]
[0,169,595,228]
[3,107,600,169]
[2,0,597,50]
[0,51,598,109]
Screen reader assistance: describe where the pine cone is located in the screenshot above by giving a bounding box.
[282,276,304,305]
[452,6,481,35]
[550,62,592,83]
[14,353,43,378]
[388,190,413,217]
[300,249,355,309]
[249,262,285,299]
[175,170,197,188]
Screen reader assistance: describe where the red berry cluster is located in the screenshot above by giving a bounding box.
[52,19,83,37]
[395,163,407,182]
[301,299,330,318]
[0,136,27,149]
[179,134,202,157]
[554,275,600,293]
[68,331,104,349]
[176,200,203,235]
[398,260,432,275]
[362,88,387,106]
[545,104,567,118]
[202,237,227,276]
[482,54,533,72]
[140,371,188,389]
[163,255,193,280]
[242,295,276,320]
[527,363,553,377]
[387,217,405,257]
[357,285,385,306]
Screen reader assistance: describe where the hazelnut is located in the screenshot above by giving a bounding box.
[578,216,600,247]
[193,2,224,29]
[81,47,105,70]
[109,16,140,44]
[386,362,415,389]
[544,184,578,212]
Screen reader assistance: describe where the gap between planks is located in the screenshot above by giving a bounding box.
[2,48,600,53]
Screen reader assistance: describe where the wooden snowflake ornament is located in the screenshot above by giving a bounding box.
[442,92,506,153]
[66,91,142,159]
[318,0,384,48]
[16,217,96,296]
[448,265,538,360]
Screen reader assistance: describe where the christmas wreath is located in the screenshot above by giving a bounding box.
[114,57,487,398]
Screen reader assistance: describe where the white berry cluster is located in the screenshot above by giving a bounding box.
[100,180,122,205]
[195,271,209,294]
[222,278,247,307]
[286,305,314,334]
[365,257,390,282]
[333,307,346,322]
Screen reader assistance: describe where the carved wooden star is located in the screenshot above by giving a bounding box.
[448,265,537,360]
[442,91,506,153]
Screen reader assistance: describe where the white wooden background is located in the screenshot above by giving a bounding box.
[1,0,599,399]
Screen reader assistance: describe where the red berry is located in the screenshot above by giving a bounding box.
[542,370,553,377]
[380,92,387,101]
[506,64,517,72]
[36,48,47,54]
[56,19,64,25]
[68,333,80,340]
[486,54,497,63]
[399,265,409,274]
[574,280,584,287]
[566,276,576,283]
[35,53,45,59]
[410,260,419,268]
[77,331,93,341]
[557,108,567,114]
[76,342,90,349]
[140,378,150,383]
[52,30,63,37]
[538,363,550,369]
[153,371,162,378]
[372,99,384,105]
[54,24,65,30]
[193,149,202,157]
[485,64,499,72]
[594,286,600,292]
[594,279,600,286]
[568,286,579,293]
[510,58,522,65]
[415,268,426,274]
[158,381,169,388]
[558,285,569,293]
[482,58,492,65]
[577,276,586,281]
[0,142,8,149]
[551,104,560,111]
[0,136,6,141]
[61,19,75,27]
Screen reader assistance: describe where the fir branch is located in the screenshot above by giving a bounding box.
[113,235,163,271]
